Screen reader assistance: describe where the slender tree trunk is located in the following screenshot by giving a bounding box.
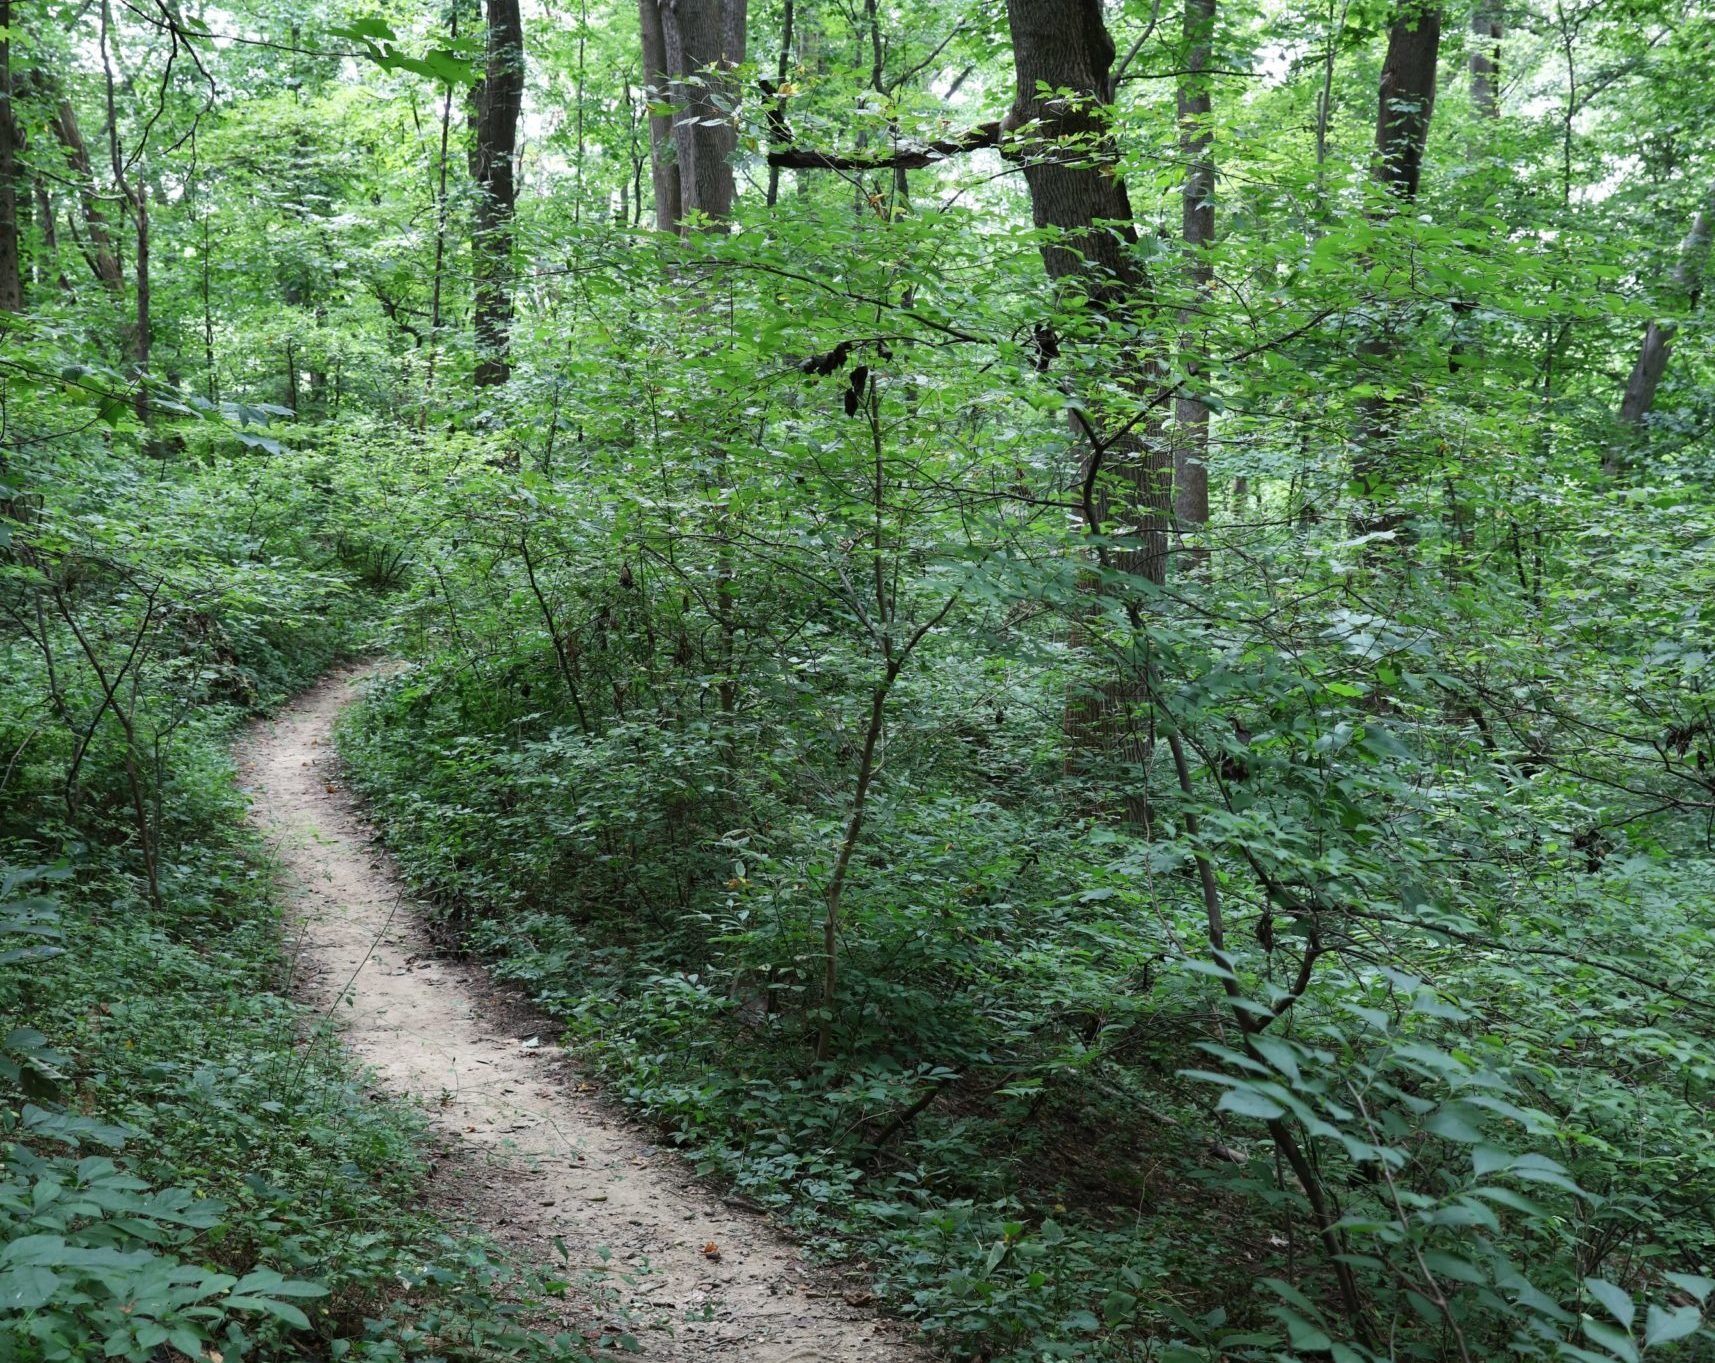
[425,8,459,397]
[816,659,898,1063]
[1351,4,1441,534]
[1469,0,1500,118]
[764,0,795,207]
[1610,186,1715,467]
[473,0,524,387]
[201,213,216,402]
[100,0,149,411]
[0,0,22,312]
[37,178,66,292]
[1174,0,1216,540]
[132,186,149,412]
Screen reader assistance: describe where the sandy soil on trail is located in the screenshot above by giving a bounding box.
[236,663,929,1363]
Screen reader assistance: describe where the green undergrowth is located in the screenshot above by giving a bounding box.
[337,605,1715,1363]
[2,794,579,1363]
[336,660,1261,1362]
[0,440,590,1362]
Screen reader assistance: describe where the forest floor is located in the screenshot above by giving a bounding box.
[234,662,929,1363]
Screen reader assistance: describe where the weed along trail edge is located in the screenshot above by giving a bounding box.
[237,663,928,1363]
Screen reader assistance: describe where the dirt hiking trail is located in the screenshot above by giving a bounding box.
[237,664,928,1363]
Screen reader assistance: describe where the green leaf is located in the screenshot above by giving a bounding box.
[225,1294,312,1329]
[1216,1087,1285,1120]
[0,1265,61,1311]
[1583,1317,1639,1363]
[329,19,397,41]
[1586,1279,1635,1329]
[1425,1104,1483,1143]
[1643,1304,1699,1348]
[1664,1275,1715,1305]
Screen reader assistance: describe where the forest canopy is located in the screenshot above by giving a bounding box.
[4,0,1715,1359]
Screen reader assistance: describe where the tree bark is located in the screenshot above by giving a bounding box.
[639,0,683,231]
[1004,0,1170,830]
[1174,0,1216,537]
[1374,5,1440,199]
[0,0,22,312]
[50,97,124,292]
[473,0,524,387]
[1611,186,1715,465]
[1469,0,1500,118]
[1352,4,1441,534]
[99,0,148,406]
[659,0,746,228]
[1005,0,1171,583]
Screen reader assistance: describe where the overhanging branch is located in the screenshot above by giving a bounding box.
[767,119,1002,172]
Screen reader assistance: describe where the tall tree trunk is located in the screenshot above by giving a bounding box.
[1469,0,1500,118]
[132,186,148,412]
[1374,5,1440,199]
[1352,4,1441,534]
[0,0,22,312]
[1610,186,1715,468]
[36,179,65,291]
[1004,0,1171,584]
[425,7,460,397]
[472,0,524,388]
[1174,0,1216,539]
[638,0,683,231]
[764,0,795,208]
[659,0,746,227]
[100,0,148,407]
[1004,0,1168,831]
[51,97,124,292]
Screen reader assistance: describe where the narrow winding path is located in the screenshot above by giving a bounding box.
[237,664,927,1363]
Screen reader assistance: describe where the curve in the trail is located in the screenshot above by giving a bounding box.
[237,664,927,1363]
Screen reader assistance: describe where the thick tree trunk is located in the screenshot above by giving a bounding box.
[1352,5,1441,534]
[0,0,22,312]
[1469,1,1500,118]
[659,0,746,227]
[1004,0,1169,586]
[472,0,524,388]
[1174,0,1216,537]
[1374,6,1440,199]
[1004,0,1169,830]
[1610,187,1715,469]
[639,0,683,231]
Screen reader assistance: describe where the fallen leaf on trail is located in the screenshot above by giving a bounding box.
[324,783,338,793]
[702,1242,721,1261]
[587,1192,608,1202]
